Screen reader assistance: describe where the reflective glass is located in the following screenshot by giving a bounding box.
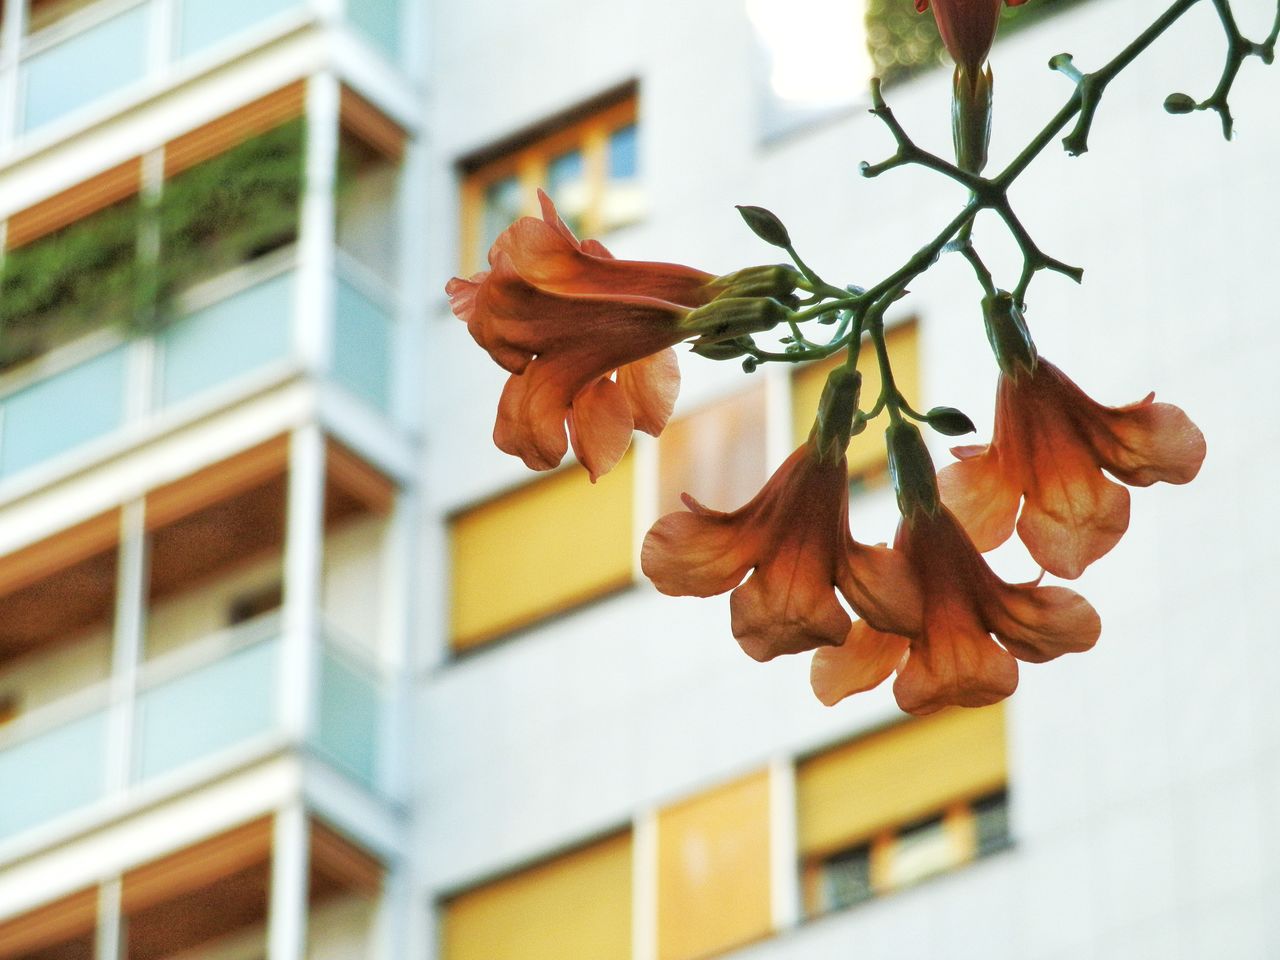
[21,5,150,132]
[134,637,279,782]
[602,126,642,231]
[347,0,402,61]
[176,0,300,57]
[819,844,874,912]
[547,148,588,235]
[974,791,1012,856]
[333,278,392,412]
[157,271,294,408]
[0,709,109,839]
[608,124,638,180]
[314,644,383,790]
[481,176,523,262]
[0,345,128,478]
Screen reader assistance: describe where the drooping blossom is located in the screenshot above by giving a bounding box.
[937,358,1206,579]
[916,0,1028,79]
[811,505,1101,716]
[447,191,790,481]
[641,437,919,663]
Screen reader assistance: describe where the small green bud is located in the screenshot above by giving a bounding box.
[710,264,802,301]
[952,64,993,175]
[924,406,977,437]
[735,205,792,248]
[811,367,861,463]
[682,297,791,342]
[1163,92,1197,115]
[982,291,1038,380]
[688,335,756,360]
[887,419,941,523]
[742,356,759,374]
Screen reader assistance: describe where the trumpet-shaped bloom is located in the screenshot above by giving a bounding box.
[916,0,1028,78]
[811,506,1101,716]
[641,439,920,663]
[447,191,719,481]
[937,359,1206,578]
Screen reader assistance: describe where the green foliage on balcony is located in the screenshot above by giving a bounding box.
[866,0,1094,88]
[0,120,305,373]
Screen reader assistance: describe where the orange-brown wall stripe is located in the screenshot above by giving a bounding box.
[5,158,143,250]
[163,81,307,179]
[339,86,407,162]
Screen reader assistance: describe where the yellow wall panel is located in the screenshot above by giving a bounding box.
[449,454,635,649]
[442,832,632,960]
[657,770,772,960]
[790,320,919,478]
[796,703,1006,859]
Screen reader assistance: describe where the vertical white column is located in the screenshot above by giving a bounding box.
[631,811,658,960]
[295,72,340,378]
[373,863,417,960]
[148,0,175,78]
[95,878,124,960]
[768,756,801,931]
[268,803,311,960]
[0,0,27,148]
[280,425,326,743]
[105,500,148,793]
[379,490,416,800]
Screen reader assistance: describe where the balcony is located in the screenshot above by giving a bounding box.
[0,0,405,147]
[0,435,401,850]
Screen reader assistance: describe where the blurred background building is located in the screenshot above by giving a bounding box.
[0,0,1277,957]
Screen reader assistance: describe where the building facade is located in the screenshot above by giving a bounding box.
[2,0,1280,957]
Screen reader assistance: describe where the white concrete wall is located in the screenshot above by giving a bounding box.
[417,0,1280,956]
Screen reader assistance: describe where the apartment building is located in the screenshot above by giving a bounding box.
[2,0,1279,957]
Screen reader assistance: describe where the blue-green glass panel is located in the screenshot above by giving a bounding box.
[0,710,108,840]
[333,278,391,411]
[158,272,293,408]
[134,638,278,782]
[0,346,128,478]
[547,148,588,235]
[482,176,522,259]
[347,0,401,61]
[314,646,381,789]
[176,0,300,57]
[608,124,638,179]
[21,5,150,133]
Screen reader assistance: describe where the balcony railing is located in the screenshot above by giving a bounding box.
[0,0,404,146]
[0,614,390,846]
[0,249,399,491]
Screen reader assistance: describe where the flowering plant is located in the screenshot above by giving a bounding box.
[450,0,1277,714]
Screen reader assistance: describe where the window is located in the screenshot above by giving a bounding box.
[790,320,919,487]
[441,832,632,960]
[796,704,1008,917]
[459,89,640,273]
[448,454,635,651]
[656,769,773,960]
[657,385,769,515]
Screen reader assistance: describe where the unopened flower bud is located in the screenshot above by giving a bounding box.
[1163,92,1197,115]
[952,64,993,175]
[887,419,941,523]
[710,264,803,301]
[689,335,757,360]
[735,205,792,248]
[924,405,977,437]
[982,290,1038,380]
[811,366,861,463]
[682,297,792,342]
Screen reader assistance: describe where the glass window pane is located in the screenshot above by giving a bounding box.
[547,148,588,236]
[886,815,963,890]
[134,636,278,782]
[602,126,642,231]
[21,5,150,132]
[347,0,402,61]
[0,709,109,839]
[820,845,874,912]
[608,124,638,180]
[0,345,129,478]
[974,790,1011,857]
[480,176,523,264]
[157,271,294,408]
[314,643,383,789]
[176,0,300,58]
[333,278,393,412]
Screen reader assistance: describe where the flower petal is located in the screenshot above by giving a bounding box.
[616,348,681,437]
[729,548,852,662]
[838,542,923,636]
[985,582,1101,664]
[892,598,1019,715]
[568,377,635,482]
[1090,396,1207,487]
[493,359,576,472]
[810,622,910,706]
[1018,453,1130,579]
[937,448,1019,554]
[641,496,763,598]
